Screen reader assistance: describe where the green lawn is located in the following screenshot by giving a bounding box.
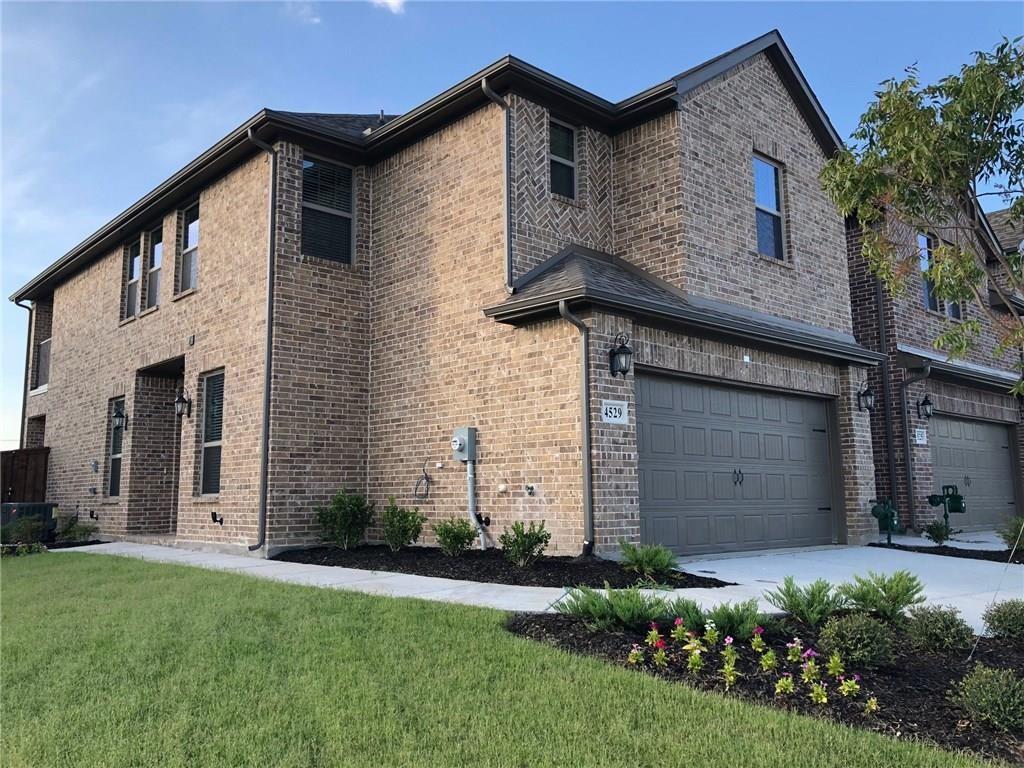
[0,554,990,768]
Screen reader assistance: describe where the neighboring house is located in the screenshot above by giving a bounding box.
[847,208,1024,535]
[12,30,884,558]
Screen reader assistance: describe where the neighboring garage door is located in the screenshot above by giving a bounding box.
[930,415,1016,530]
[637,375,834,555]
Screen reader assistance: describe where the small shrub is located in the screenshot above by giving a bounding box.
[55,515,98,543]
[838,570,925,623]
[996,516,1024,550]
[704,599,763,640]
[556,585,668,631]
[923,520,960,545]
[905,605,974,653]
[381,497,426,552]
[665,596,705,633]
[983,599,1024,642]
[818,613,894,669]
[763,576,846,628]
[0,515,44,545]
[619,540,677,583]
[433,518,477,557]
[316,490,373,550]
[951,665,1024,735]
[499,520,551,568]
[0,542,46,558]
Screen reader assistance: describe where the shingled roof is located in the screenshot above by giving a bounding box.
[986,208,1021,253]
[269,111,399,140]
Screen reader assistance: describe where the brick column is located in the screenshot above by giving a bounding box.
[837,366,878,544]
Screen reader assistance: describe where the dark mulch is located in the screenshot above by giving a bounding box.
[46,539,105,550]
[507,613,1024,764]
[869,541,1022,565]
[274,545,733,589]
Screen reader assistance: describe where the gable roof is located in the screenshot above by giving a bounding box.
[986,207,1021,254]
[11,29,840,303]
[484,245,882,367]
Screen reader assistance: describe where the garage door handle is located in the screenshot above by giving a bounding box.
[817,507,832,511]
[963,475,971,487]
[732,469,740,486]
[737,470,744,486]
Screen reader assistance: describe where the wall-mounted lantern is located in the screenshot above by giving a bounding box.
[856,382,876,412]
[174,390,192,418]
[112,401,128,431]
[609,333,633,378]
[916,393,934,420]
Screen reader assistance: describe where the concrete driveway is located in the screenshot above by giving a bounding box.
[679,544,1023,632]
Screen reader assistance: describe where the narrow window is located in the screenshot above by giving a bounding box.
[34,338,51,389]
[125,240,142,317]
[108,398,125,497]
[918,233,940,312]
[145,227,163,309]
[754,156,784,259]
[200,371,224,495]
[180,203,199,292]
[302,157,353,263]
[549,119,576,199]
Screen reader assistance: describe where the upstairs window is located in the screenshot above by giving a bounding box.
[146,227,163,309]
[200,370,224,495]
[125,240,142,318]
[302,157,353,264]
[754,156,785,260]
[549,119,576,199]
[918,232,963,318]
[179,203,200,292]
[108,397,125,497]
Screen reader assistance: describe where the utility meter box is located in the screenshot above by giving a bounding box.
[451,427,477,462]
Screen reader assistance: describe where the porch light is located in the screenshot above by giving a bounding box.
[112,401,128,431]
[609,333,633,378]
[174,390,192,418]
[856,382,876,412]
[916,394,934,420]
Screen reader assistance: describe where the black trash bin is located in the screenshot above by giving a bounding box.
[1,502,58,543]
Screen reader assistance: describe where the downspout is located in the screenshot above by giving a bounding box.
[558,300,594,557]
[875,279,899,512]
[15,299,33,449]
[899,362,931,532]
[246,129,277,553]
[481,77,513,294]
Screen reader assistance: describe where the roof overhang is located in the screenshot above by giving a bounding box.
[895,343,1021,392]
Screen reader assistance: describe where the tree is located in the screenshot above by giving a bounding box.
[821,38,1024,394]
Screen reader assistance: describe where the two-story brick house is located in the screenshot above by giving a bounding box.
[847,204,1023,534]
[12,31,884,557]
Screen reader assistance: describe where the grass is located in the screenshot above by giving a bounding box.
[0,554,990,768]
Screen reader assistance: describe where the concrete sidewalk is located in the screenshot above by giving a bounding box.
[56,540,1021,631]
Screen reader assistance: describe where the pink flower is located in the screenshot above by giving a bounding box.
[724,636,734,646]
[674,617,684,627]
[802,648,819,659]
[650,622,659,630]
[853,674,861,682]
[655,638,667,649]
[753,626,765,635]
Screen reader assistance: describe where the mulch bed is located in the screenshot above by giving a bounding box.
[274,545,733,589]
[507,613,1024,764]
[45,539,105,550]
[869,541,1022,565]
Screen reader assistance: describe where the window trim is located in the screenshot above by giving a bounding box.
[753,153,787,261]
[107,397,125,498]
[145,225,163,310]
[179,202,200,294]
[300,152,356,264]
[124,239,142,319]
[548,117,577,201]
[199,369,224,497]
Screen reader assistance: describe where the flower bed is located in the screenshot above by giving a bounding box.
[507,613,1024,763]
[868,541,1022,565]
[274,545,732,589]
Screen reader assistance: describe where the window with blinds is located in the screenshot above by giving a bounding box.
[301,157,353,263]
[200,371,224,495]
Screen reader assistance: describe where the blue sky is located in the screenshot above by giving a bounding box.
[1,1,1021,448]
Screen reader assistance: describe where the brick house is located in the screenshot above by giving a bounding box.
[12,31,887,558]
[846,205,1023,534]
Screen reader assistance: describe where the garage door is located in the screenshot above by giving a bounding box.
[930,416,1016,530]
[637,375,835,555]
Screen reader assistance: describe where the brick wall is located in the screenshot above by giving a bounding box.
[126,375,181,533]
[24,416,45,449]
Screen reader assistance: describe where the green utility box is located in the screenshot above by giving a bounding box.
[927,485,967,527]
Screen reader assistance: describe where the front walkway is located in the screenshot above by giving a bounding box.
[57,540,1021,631]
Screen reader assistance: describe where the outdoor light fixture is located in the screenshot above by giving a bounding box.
[609,333,633,378]
[856,382,876,412]
[211,510,223,526]
[112,402,128,431]
[174,390,192,418]
[917,394,934,420]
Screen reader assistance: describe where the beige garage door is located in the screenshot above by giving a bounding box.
[636,375,835,555]
[930,415,1016,530]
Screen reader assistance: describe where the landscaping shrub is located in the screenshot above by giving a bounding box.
[951,665,1024,735]
[818,614,893,669]
[704,599,763,640]
[905,605,973,653]
[996,516,1024,550]
[665,596,705,633]
[55,515,98,543]
[315,490,373,550]
[619,540,677,583]
[433,518,477,557]
[983,599,1024,642]
[0,542,46,558]
[499,521,551,568]
[922,520,959,545]
[763,577,846,628]
[556,585,668,631]
[837,570,925,623]
[0,515,44,545]
[381,497,426,553]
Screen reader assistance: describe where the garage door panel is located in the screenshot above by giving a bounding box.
[764,433,785,460]
[762,396,783,422]
[715,516,737,546]
[931,415,1015,530]
[739,432,760,459]
[682,427,705,455]
[649,423,676,454]
[741,473,764,500]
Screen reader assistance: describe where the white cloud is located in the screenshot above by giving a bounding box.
[283,2,322,25]
[371,0,405,15]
